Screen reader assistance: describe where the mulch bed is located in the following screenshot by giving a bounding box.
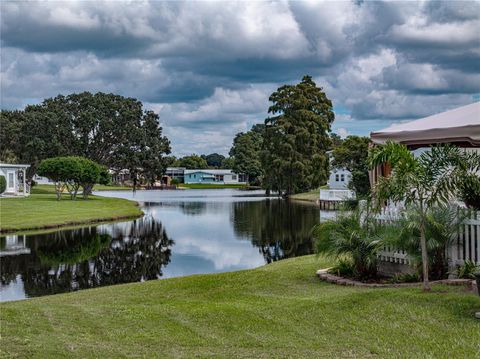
[316,268,476,291]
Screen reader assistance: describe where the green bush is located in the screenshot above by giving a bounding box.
[37,156,108,200]
[456,260,480,279]
[170,178,180,185]
[388,273,420,284]
[313,204,388,280]
[386,205,464,280]
[328,258,355,278]
[0,175,6,194]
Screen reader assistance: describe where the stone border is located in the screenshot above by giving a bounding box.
[316,269,476,289]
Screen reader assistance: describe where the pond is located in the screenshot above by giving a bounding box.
[0,189,323,302]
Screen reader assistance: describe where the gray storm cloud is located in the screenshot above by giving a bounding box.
[1,0,479,155]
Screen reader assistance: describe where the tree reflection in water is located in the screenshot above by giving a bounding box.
[0,217,173,298]
[231,199,319,263]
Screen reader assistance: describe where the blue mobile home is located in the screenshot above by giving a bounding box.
[184,169,246,184]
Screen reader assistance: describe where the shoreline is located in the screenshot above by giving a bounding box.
[0,185,144,234]
[0,211,143,235]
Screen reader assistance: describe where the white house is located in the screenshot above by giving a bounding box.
[0,163,30,196]
[327,167,352,190]
[320,153,356,202]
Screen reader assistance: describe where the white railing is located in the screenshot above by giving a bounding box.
[449,209,480,266]
[374,202,412,265]
[374,205,480,267]
[319,189,356,201]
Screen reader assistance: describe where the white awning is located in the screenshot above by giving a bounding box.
[370,102,480,147]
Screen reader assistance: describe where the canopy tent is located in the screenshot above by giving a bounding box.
[370,102,480,148]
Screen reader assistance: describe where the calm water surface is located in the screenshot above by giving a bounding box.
[1,189,323,302]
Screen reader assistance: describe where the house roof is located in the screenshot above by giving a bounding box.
[0,163,30,169]
[370,102,480,147]
[184,169,234,175]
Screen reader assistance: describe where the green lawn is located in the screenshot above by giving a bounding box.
[179,183,248,189]
[290,186,328,202]
[1,255,479,358]
[0,185,142,233]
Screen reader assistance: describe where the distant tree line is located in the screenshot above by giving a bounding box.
[1,85,370,195]
[0,92,171,186]
[167,153,234,170]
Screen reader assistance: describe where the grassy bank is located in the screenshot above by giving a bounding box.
[0,185,142,233]
[1,255,479,358]
[290,186,327,202]
[179,183,247,189]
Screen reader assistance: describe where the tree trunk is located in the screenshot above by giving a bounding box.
[55,182,62,200]
[420,223,430,291]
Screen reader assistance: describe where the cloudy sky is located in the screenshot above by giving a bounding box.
[1,1,479,156]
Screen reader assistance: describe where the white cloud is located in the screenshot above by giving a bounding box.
[1,0,479,154]
[337,128,350,138]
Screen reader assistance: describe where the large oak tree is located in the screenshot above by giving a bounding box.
[0,92,170,183]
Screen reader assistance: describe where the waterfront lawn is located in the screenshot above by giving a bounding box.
[0,185,142,233]
[179,183,247,189]
[32,184,133,193]
[1,255,479,358]
[291,186,328,202]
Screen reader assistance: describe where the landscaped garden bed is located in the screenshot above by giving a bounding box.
[316,268,476,289]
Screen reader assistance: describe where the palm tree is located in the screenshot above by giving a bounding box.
[385,205,464,280]
[368,142,479,291]
[313,205,387,280]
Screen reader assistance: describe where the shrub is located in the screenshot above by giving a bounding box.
[39,157,83,199]
[37,156,108,200]
[0,175,6,194]
[388,273,420,284]
[328,258,355,278]
[313,204,389,280]
[456,260,480,279]
[170,178,180,185]
[75,158,110,199]
[386,205,464,280]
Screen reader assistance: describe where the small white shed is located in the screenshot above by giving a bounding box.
[0,163,30,197]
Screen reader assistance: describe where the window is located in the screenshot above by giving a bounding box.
[340,174,345,182]
[335,174,339,182]
[232,175,237,180]
[193,174,196,178]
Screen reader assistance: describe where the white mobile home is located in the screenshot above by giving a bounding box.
[0,163,30,196]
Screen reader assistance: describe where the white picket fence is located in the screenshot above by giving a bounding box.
[449,209,480,266]
[371,202,480,267]
[374,203,413,265]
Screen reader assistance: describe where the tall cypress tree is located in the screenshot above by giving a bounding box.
[262,76,334,196]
